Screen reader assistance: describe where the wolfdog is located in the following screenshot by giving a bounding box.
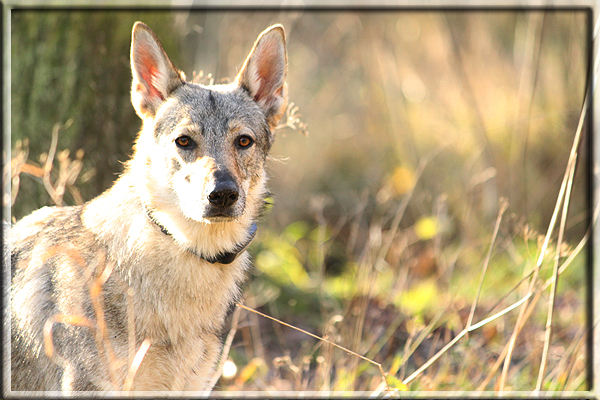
[9,21,287,392]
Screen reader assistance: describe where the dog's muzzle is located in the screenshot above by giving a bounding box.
[204,170,244,218]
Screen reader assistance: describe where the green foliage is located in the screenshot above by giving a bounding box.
[322,264,359,300]
[255,222,312,290]
[394,279,440,318]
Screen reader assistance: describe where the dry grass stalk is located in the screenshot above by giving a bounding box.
[123,339,152,391]
[499,91,588,391]
[208,305,243,390]
[536,151,578,391]
[10,119,85,210]
[235,302,392,394]
[39,245,154,391]
[465,198,509,333]
[275,102,309,136]
[475,216,591,393]
[399,310,445,382]
[403,291,533,386]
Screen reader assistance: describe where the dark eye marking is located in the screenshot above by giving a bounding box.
[171,158,181,171]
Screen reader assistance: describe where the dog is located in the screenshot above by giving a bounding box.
[9,21,287,392]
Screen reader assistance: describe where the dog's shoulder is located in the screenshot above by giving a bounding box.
[12,205,85,250]
[10,205,107,282]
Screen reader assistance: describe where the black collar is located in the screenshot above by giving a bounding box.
[143,205,257,264]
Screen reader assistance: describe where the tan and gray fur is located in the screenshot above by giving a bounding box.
[9,21,287,392]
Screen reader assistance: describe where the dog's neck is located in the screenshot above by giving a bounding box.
[143,204,257,264]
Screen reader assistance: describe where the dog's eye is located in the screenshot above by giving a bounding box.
[236,135,254,149]
[175,136,194,149]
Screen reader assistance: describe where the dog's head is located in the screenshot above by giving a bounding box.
[128,22,287,230]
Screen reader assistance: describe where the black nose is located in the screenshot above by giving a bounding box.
[208,172,239,208]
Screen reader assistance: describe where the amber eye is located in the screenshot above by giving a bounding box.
[175,135,194,149]
[236,135,254,149]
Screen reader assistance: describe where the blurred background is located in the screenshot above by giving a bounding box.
[9,8,590,393]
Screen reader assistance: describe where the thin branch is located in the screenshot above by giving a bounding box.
[403,293,532,385]
[235,302,391,394]
[208,305,242,391]
[475,199,595,392]
[536,152,578,391]
[499,90,588,391]
[123,339,152,391]
[466,199,509,332]
[42,123,60,205]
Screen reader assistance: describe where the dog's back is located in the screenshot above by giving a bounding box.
[10,22,287,392]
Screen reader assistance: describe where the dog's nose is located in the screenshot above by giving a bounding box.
[208,173,239,208]
[208,187,239,208]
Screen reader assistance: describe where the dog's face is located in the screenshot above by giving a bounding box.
[128,22,287,224]
[149,85,272,221]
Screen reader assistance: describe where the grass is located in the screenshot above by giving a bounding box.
[208,98,590,395]
[11,97,590,394]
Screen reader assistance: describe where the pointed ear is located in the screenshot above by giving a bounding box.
[236,25,288,129]
[130,22,185,119]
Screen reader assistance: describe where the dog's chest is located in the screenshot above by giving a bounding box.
[124,249,248,343]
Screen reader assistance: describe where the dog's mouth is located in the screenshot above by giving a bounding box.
[202,206,243,221]
[178,196,246,223]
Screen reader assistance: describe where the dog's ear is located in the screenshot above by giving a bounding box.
[130,22,185,119]
[236,25,288,129]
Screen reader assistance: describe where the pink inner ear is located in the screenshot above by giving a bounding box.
[253,80,268,103]
[138,49,164,101]
[252,42,283,104]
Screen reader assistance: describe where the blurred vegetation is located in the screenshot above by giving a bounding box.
[9,9,589,393]
[11,10,179,216]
